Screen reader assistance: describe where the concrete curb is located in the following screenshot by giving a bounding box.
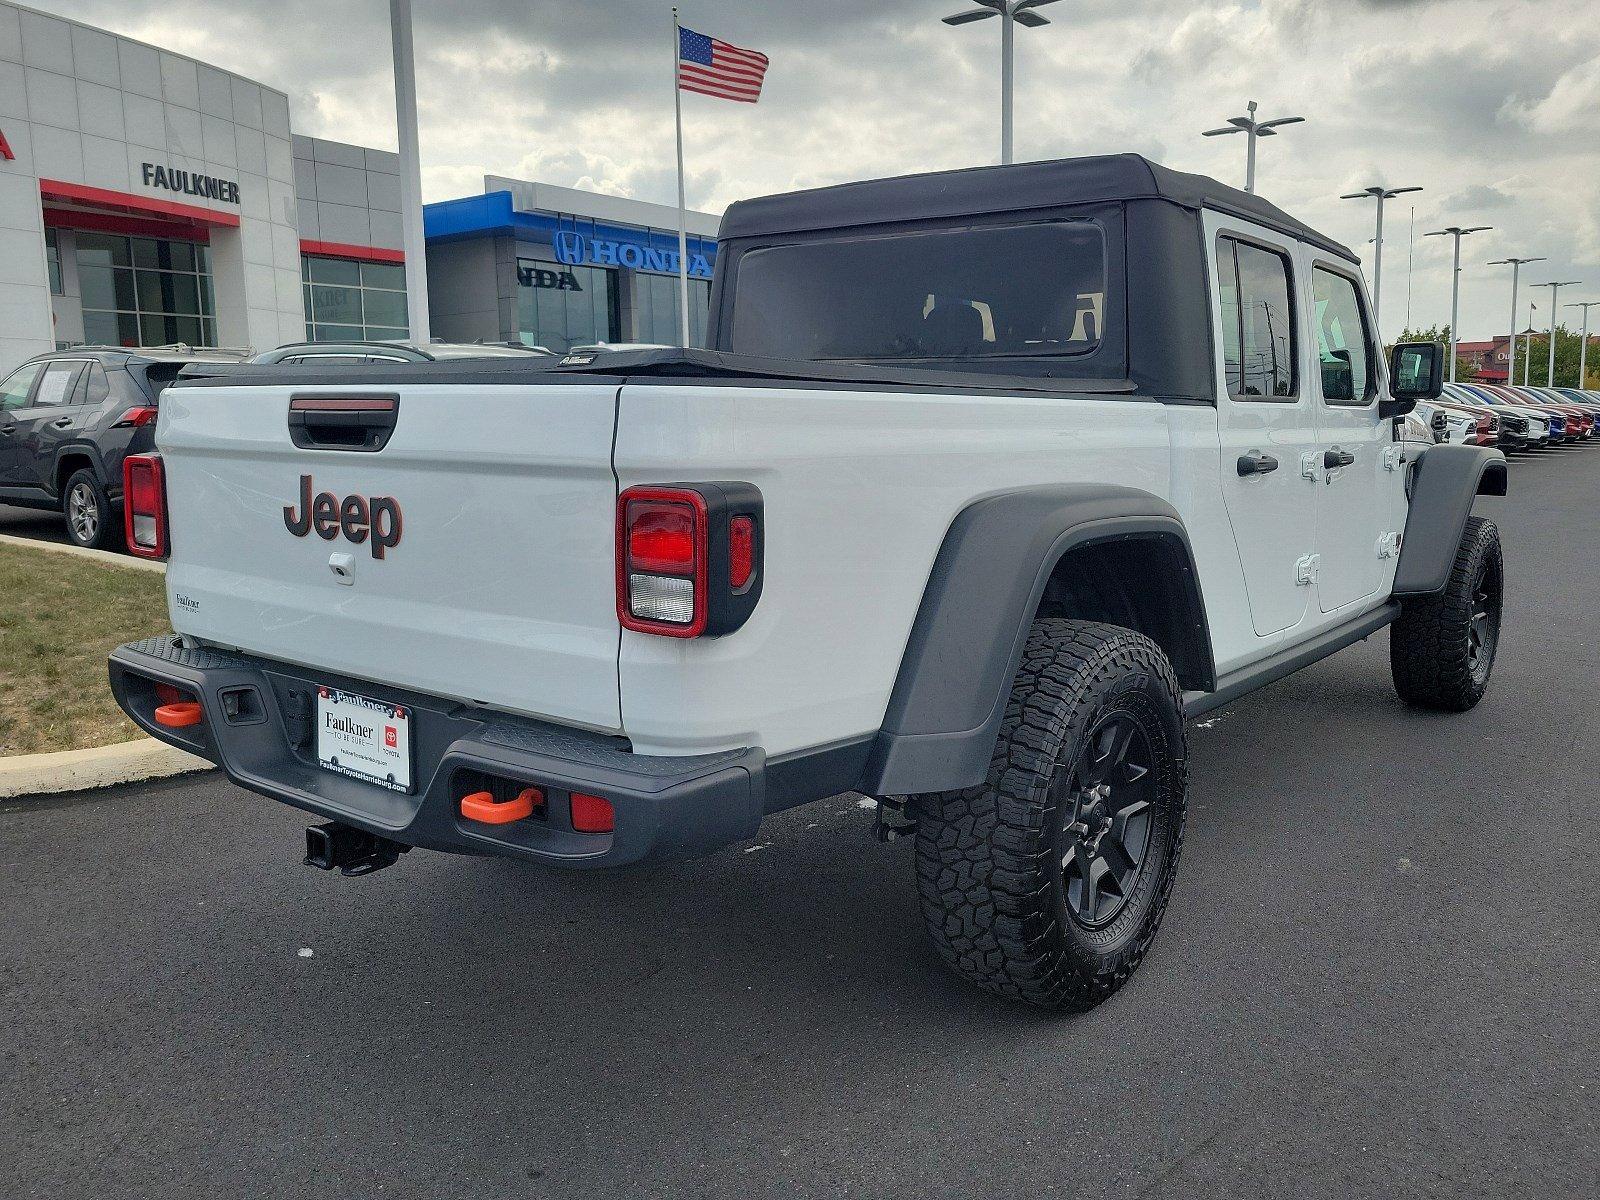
[0,533,165,573]
[0,737,212,800]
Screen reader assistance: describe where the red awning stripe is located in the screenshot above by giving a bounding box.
[300,239,405,264]
[38,178,241,227]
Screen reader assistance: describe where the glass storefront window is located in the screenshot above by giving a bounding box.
[76,232,216,348]
[302,255,409,342]
[634,272,711,347]
[45,229,62,294]
[515,259,620,352]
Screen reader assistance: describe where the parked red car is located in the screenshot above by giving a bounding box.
[1489,385,1592,438]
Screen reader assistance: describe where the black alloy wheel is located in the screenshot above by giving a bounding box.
[1467,561,1501,687]
[1055,711,1155,929]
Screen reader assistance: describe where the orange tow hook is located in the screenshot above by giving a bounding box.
[459,787,542,825]
[154,701,203,728]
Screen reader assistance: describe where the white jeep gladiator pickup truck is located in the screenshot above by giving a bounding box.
[110,154,1506,1008]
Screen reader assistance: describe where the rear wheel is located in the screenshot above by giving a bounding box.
[63,468,116,550]
[914,619,1188,1010]
[1390,515,1502,711]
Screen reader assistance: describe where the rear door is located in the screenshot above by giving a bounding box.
[159,377,626,733]
[1307,260,1394,615]
[1206,215,1320,639]
[11,360,88,491]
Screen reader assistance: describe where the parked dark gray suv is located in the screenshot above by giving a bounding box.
[0,346,246,549]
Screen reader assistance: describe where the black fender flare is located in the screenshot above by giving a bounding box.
[863,484,1214,796]
[50,440,112,501]
[1393,444,1507,596]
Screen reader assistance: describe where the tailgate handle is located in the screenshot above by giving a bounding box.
[288,394,400,452]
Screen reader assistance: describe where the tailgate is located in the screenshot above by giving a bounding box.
[157,381,623,733]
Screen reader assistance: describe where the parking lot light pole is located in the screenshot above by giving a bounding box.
[390,0,430,344]
[1425,226,1491,382]
[1524,304,1536,385]
[1202,101,1305,195]
[1532,280,1581,385]
[1566,300,1598,388]
[1488,257,1543,391]
[1341,185,1423,339]
[941,0,1061,166]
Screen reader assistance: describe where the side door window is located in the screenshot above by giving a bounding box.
[1,362,45,411]
[1219,239,1298,400]
[1312,269,1374,406]
[32,362,87,408]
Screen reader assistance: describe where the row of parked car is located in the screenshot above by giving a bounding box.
[0,339,565,550]
[1416,382,1600,452]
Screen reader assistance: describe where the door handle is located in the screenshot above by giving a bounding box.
[51,416,74,428]
[1237,451,1280,476]
[1323,448,1356,469]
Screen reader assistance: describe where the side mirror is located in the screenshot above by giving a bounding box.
[1320,348,1355,403]
[1382,340,1444,418]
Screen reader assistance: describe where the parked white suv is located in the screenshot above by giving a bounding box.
[110,155,1507,1009]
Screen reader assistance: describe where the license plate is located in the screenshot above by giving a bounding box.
[316,687,412,793]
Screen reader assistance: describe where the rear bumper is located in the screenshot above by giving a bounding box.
[108,637,766,868]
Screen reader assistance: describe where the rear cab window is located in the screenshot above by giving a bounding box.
[726,220,1112,372]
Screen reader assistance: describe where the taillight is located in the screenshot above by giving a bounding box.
[113,406,159,428]
[123,454,168,558]
[616,483,763,638]
[619,487,707,636]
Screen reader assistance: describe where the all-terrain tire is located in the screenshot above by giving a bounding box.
[1390,515,1503,711]
[62,467,117,550]
[914,619,1188,1010]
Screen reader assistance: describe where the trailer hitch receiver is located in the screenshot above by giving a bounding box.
[304,821,408,876]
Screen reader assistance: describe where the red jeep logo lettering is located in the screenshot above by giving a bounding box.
[283,475,403,559]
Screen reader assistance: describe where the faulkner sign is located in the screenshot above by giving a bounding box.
[141,162,241,205]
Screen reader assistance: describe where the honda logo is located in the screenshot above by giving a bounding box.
[553,230,587,265]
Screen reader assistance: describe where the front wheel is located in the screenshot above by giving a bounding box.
[1390,515,1503,711]
[62,468,117,550]
[914,619,1188,1010]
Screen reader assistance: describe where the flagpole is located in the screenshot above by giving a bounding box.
[672,8,691,348]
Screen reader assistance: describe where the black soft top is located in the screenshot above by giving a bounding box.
[719,153,1356,262]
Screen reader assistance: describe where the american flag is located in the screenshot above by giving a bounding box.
[678,26,769,103]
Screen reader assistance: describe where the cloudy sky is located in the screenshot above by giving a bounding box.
[41,0,1600,342]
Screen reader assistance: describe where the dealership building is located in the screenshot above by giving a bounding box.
[0,2,721,373]
[424,179,719,352]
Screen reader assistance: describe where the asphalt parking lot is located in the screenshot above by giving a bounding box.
[0,502,71,546]
[3,450,1596,1200]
